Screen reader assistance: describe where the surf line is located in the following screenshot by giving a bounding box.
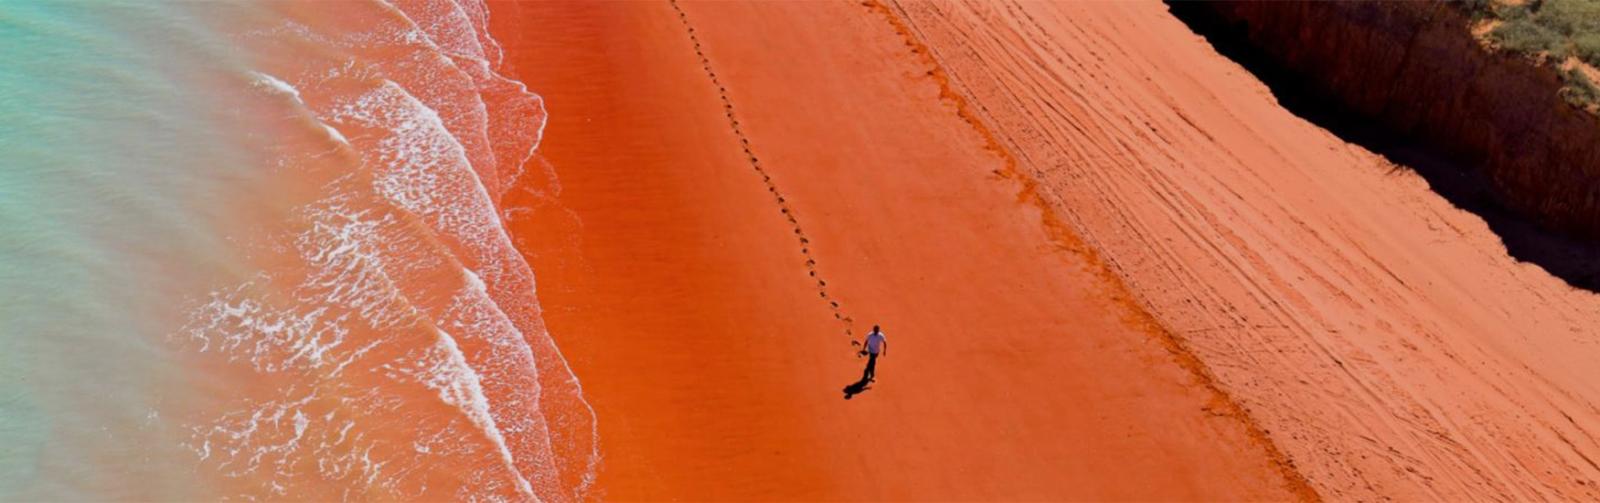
[667,0,859,341]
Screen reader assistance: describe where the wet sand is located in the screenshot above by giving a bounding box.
[491,0,1301,500]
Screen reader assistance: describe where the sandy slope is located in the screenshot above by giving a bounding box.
[886,0,1600,500]
[490,0,1302,500]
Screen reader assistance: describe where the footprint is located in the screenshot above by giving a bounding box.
[676,0,857,339]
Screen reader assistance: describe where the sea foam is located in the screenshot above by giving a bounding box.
[174,1,595,500]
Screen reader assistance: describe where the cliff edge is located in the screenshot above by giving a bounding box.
[1179,0,1600,239]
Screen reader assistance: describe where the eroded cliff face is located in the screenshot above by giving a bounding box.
[1184,1,1600,237]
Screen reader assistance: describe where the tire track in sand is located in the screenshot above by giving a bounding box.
[668,0,860,341]
[860,1,1321,500]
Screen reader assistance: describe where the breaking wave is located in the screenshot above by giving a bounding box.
[171,0,596,500]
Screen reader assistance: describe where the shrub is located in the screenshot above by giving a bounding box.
[1476,0,1600,108]
[1574,32,1600,65]
[1531,0,1600,37]
[1561,67,1600,107]
[1497,2,1532,21]
[1494,18,1570,57]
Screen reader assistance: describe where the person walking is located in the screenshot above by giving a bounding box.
[860,325,888,382]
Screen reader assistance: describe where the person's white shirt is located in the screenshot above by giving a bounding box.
[864,330,887,355]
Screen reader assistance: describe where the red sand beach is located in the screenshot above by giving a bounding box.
[489,0,1600,500]
[490,1,1298,500]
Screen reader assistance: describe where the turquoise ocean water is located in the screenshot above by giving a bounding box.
[1,2,254,498]
[0,1,596,499]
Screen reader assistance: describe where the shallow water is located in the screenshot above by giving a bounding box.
[0,1,594,500]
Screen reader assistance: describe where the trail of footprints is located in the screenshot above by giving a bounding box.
[668,0,857,341]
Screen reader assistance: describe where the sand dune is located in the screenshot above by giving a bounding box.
[489,0,1600,500]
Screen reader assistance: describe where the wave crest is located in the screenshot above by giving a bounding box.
[174,1,596,500]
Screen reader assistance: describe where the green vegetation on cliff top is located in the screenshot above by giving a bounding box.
[1465,0,1600,108]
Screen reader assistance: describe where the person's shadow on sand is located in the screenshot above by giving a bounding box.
[843,347,874,400]
[844,338,881,399]
[842,377,872,400]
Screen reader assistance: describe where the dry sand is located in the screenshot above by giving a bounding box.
[491,0,1298,500]
[490,0,1600,500]
[890,1,1600,500]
